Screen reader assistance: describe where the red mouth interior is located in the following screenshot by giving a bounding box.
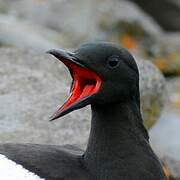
[54,59,101,115]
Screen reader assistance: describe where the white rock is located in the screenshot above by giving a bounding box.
[0,154,44,180]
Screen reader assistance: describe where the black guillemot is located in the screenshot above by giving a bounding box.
[0,42,165,180]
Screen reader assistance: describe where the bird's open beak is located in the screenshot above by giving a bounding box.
[47,49,102,120]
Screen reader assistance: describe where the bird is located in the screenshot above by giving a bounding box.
[0,42,165,180]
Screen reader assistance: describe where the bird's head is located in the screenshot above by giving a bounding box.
[48,42,140,120]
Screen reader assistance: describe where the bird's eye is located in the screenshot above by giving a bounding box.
[107,56,120,68]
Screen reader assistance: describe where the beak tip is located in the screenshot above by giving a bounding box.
[49,114,58,121]
[49,111,64,121]
[46,49,74,61]
[46,49,55,55]
[49,117,57,121]
[49,116,53,121]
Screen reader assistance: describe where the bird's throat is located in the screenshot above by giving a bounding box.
[83,101,149,178]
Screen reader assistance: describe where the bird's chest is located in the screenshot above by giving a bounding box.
[88,160,153,180]
[88,160,132,180]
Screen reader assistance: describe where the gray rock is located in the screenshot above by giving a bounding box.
[0,0,162,44]
[0,47,166,148]
[150,77,180,178]
[137,58,166,129]
[0,14,71,51]
[147,33,180,76]
[129,0,180,31]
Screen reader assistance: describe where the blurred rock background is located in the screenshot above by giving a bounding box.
[0,0,179,178]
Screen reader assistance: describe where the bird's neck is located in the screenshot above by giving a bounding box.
[83,101,149,178]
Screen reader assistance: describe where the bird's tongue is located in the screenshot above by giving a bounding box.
[51,59,101,120]
[80,85,95,98]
